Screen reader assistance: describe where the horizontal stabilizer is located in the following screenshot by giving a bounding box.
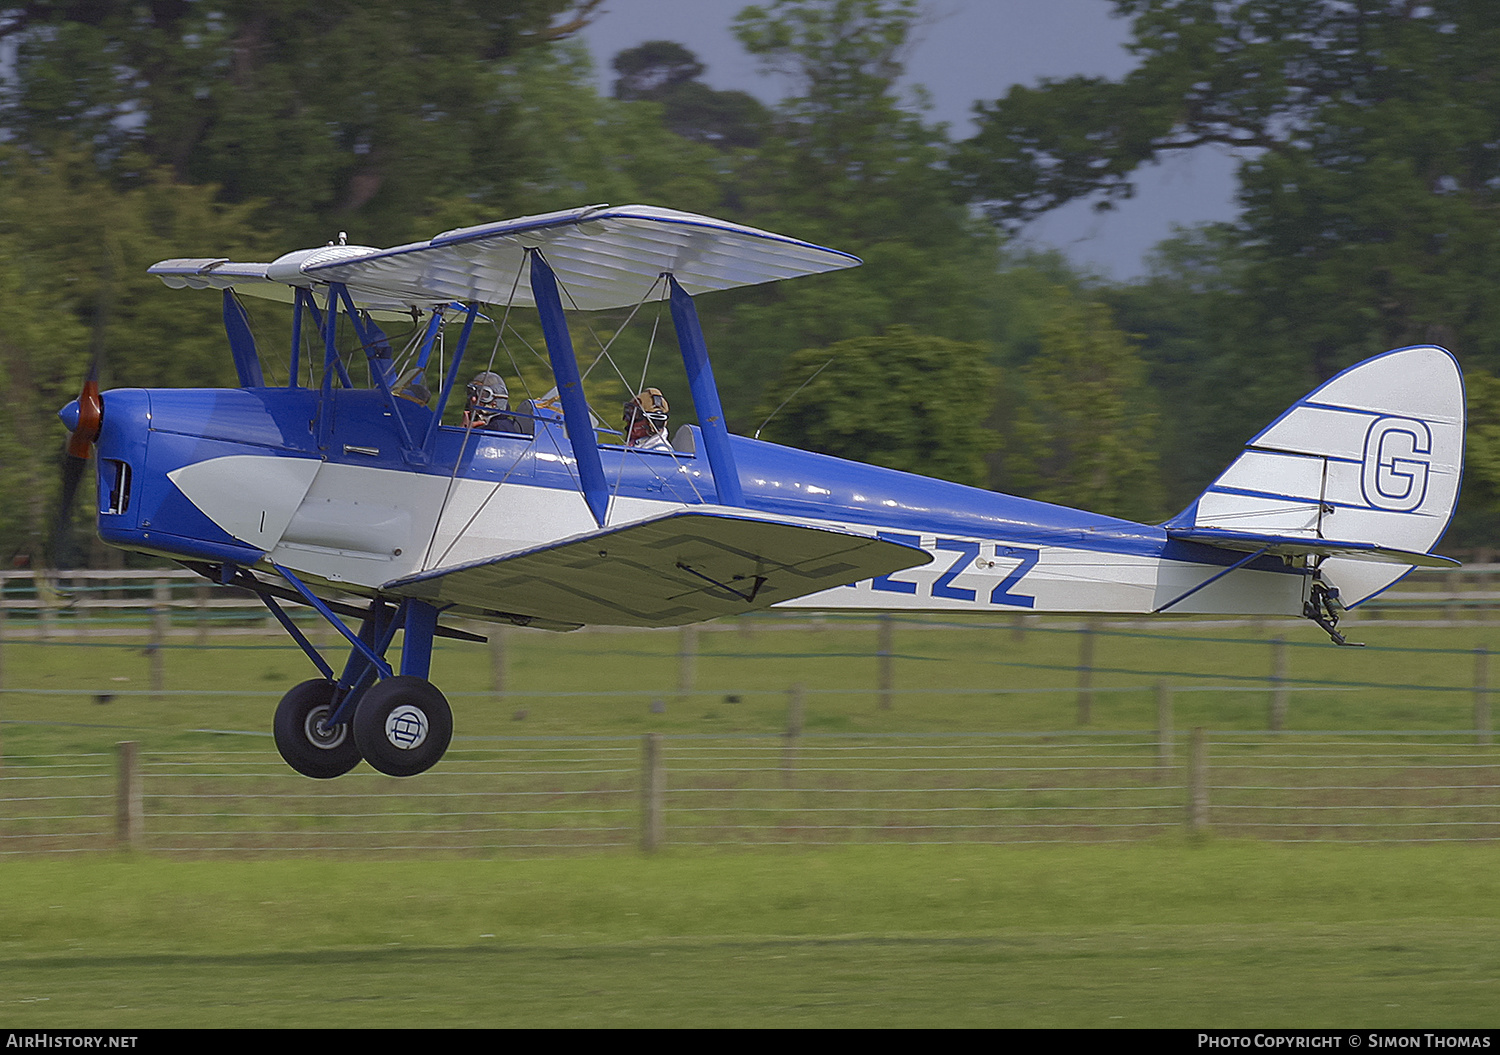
[382,507,931,628]
[1168,527,1458,568]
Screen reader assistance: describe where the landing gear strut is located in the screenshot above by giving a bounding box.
[239,571,460,778]
[1305,574,1364,647]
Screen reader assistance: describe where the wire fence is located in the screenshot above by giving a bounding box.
[4,567,1500,855]
[3,731,1496,855]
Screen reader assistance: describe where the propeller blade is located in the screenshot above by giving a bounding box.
[52,452,89,560]
[48,240,113,570]
[51,376,103,565]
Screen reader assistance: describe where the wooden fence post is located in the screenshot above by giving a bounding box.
[1156,681,1173,779]
[116,741,143,848]
[195,582,211,645]
[1269,636,1289,732]
[149,578,170,698]
[71,574,86,639]
[34,567,55,641]
[782,683,805,787]
[1476,646,1492,747]
[1076,621,1096,725]
[877,613,894,711]
[490,625,509,697]
[641,733,665,853]
[1188,726,1209,834]
[0,572,7,693]
[677,624,697,699]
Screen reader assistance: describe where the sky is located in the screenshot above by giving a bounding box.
[577,0,1244,279]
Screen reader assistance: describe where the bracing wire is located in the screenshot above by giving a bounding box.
[421,258,530,571]
[754,357,836,440]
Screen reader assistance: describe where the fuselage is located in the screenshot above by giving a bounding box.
[80,385,1309,622]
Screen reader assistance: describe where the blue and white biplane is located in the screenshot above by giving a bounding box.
[57,205,1464,778]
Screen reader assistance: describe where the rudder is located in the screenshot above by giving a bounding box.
[1172,345,1465,606]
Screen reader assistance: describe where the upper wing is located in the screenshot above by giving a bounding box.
[382,507,930,628]
[149,205,861,313]
[147,259,289,299]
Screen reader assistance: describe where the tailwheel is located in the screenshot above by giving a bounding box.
[274,679,362,779]
[352,675,453,777]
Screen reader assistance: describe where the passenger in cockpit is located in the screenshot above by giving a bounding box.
[623,388,671,450]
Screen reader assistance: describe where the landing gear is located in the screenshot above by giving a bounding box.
[274,679,362,779]
[1305,573,1365,648]
[352,675,454,777]
[247,584,457,777]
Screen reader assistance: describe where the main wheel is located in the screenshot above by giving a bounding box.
[352,675,453,777]
[274,679,361,779]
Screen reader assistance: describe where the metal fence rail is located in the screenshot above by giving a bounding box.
[2,732,1496,855]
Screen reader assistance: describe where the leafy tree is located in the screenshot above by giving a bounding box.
[704,0,1000,417]
[613,39,707,97]
[488,42,727,219]
[1004,287,1164,522]
[1103,223,1274,507]
[955,0,1500,378]
[0,148,271,563]
[1452,369,1500,546]
[0,1,604,245]
[754,325,997,487]
[0,232,87,565]
[612,41,769,150]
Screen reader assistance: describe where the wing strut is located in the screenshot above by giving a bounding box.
[668,275,743,506]
[222,290,264,387]
[531,249,610,526]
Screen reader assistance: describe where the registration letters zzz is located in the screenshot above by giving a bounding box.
[867,533,1038,608]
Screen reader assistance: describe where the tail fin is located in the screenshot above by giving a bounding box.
[1167,345,1465,607]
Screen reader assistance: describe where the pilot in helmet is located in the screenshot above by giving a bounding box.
[623,388,671,450]
[463,371,521,432]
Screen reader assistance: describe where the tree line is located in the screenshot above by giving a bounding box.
[2,0,1496,566]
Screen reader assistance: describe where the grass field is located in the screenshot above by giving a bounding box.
[2,843,1498,1028]
[2,616,1498,1026]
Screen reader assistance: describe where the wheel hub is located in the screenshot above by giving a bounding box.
[384,704,428,750]
[303,705,348,750]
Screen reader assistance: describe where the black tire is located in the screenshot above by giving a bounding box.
[273,679,361,779]
[352,676,453,777]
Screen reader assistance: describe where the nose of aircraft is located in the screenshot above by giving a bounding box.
[58,397,80,432]
[59,378,103,458]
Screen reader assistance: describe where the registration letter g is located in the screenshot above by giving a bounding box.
[1362,417,1431,513]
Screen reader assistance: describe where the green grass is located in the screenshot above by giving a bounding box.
[1,842,1497,1027]
[1,619,1498,1026]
